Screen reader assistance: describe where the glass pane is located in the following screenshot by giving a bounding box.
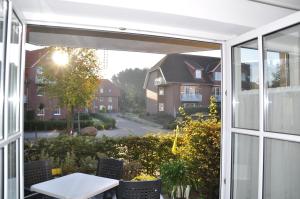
[8,141,18,199]
[264,24,300,135]
[0,0,5,139]
[264,138,300,199]
[231,133,259,199]
[8,13,22,136]
[232,39,259,130]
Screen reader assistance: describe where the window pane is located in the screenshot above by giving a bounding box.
[264,138,300,199]
[232,39,259,130]
[264,24,300,134]
[8,141,17,199]
[0,0,5,139]
[231,133,259,199]
[8,13,22,136]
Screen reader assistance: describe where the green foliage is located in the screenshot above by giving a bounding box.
[24,120,67,131]
[177,97,221,199]
[42,47,101,130]
[24,113,116,131]
[112,68,148,113]
[25,110,35,121]
[24,134,179,177]
[140,112,176,130]
[160,160,189,197]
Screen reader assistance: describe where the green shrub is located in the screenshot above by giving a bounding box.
[24,120,67,131]
[24,134,178,177]
[25,110,35,121]
[177,97,221,199]
[160,160,189,197]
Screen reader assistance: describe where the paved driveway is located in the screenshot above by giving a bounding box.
[24,114,169,139]
[97,114,169,137]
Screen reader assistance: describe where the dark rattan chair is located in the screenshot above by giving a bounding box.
[96,158,123,180]
[117,179,162,199]
[96,158,123,199]
[24,160,53,199]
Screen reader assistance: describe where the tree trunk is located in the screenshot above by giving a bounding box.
[71,106,74,131]
[66,106,75,134]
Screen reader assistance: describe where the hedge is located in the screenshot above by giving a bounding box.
[24,134,178,177]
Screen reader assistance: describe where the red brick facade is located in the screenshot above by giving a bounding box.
[24,49,120,120]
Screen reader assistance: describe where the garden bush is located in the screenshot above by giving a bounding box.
[177,97,221,199]
[24,120,67,131]
[24,134,179,177]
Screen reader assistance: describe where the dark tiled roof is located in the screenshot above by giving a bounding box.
[151,54,220,84]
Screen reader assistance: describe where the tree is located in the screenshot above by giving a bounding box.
[112,68,148,113]
[42,47,101,131]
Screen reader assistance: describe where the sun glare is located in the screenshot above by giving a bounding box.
[52,50,69,66]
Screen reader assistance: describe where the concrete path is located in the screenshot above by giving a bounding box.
[24,114,169,139]
[97,114,169,137]
[24,130,60,140]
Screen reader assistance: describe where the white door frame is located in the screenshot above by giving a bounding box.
[221,11,300,199]
[0,0,26,198]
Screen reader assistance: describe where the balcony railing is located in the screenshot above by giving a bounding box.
[180,94,202,102]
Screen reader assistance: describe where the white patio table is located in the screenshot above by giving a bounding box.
[30,172,119,199]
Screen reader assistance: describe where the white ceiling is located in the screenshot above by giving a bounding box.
[13,0,296,41]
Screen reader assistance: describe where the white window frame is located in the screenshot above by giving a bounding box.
[108,97,112,102]
[36,86,44,96]
[214,72,221,81]
[195,69,202,79]
[221,12,300,199]
[53,107,61,116]
[37,108,45,116]
[158,87,164,95]
[100,88,104,93]
[99,97,104,102]
[158,103,164,112]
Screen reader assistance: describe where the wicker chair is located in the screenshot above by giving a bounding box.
[96,158,123,199]
[24,160,53,199]
[117,179,162,199]
[96,158,123,180]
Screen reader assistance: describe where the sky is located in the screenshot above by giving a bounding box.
[26,43,221,80]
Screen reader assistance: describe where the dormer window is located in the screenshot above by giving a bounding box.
[195,70,202,79]
[214,72,221,81]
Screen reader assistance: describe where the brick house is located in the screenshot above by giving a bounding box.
[143,54,221,117]
[24,48,120,120]
[90,79,120,113]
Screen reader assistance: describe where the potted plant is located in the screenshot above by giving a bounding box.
[160,160,191,199]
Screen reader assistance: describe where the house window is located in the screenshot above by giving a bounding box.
[158,103,164,112]
[53,107,61,115]
[99,97,104,102]
[213,87,221,96]
[36,86,44,96]
[214,72,221,81]
[159,87,164,95]
[100,105,106,111]
[37,108,45,116]
[107,105,113,111]
[100,88,104,93]
[108,97,112,102]
[195,70,202,79]
[35,66,44,83]
[108,89,112,93]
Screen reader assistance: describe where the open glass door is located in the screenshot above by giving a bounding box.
[0,0,25,199]
[221,12,300,199]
